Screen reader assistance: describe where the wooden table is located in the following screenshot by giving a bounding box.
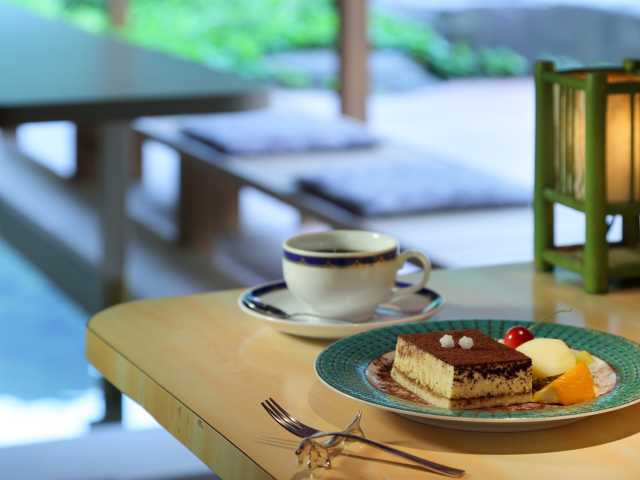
[0,3,266,314]
[87,263,640,479]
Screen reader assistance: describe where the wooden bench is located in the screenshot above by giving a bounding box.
[132,116,374,248]
[131,115,553,271]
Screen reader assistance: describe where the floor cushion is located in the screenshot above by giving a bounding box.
[181,111,378,155]
[298,158,531,217]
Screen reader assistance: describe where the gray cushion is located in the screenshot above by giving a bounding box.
[298,158,531,217]
[181,111,378,155]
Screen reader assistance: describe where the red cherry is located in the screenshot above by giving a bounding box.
[503,326,534,348]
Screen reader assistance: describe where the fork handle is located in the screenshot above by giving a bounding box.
[311,432,465,477]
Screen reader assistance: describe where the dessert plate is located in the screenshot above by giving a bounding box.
[238,280,443,339]
[316,319,640,432]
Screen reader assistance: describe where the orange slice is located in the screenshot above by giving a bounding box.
[550,362,595,405]
[533,362,596,405]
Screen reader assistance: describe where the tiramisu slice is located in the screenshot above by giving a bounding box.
[390,329,533,409]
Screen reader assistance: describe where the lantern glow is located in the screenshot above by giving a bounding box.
[534,60,640,293]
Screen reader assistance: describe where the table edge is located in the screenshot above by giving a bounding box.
[0,89,269,124]
[85,326,275,480]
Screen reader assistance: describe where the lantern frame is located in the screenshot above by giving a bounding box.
[534,59,640,293]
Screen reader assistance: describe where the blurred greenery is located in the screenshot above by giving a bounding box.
[8,0,528,85]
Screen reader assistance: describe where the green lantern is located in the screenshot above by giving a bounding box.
[534,59,640,293]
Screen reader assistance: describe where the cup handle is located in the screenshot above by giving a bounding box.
[390,250,431,300]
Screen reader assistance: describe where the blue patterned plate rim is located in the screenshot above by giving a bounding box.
[239,280,443,325]
[315,319,640,423]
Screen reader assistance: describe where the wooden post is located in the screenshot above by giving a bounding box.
[178,154,240,250]
[584,72,609,293]
[107,0,128,28]
[337,0,368,122]
[534,61,556,272]
[74,124,100,180]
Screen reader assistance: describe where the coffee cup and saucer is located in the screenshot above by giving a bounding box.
[238,230,443,339]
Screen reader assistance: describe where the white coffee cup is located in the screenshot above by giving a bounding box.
[282,230,431,322]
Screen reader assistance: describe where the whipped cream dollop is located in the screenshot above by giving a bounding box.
[439,334,455,348]
[459,336,474,350]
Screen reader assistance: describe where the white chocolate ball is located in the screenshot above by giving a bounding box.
[439,334,455,348]
[459,336,474,350]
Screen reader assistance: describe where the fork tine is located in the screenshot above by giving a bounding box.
[267,397,314,433]
[262,400,288,425]
[263,400,293,426]
[266,397,299,423]
[266,398,345,448]
[261,401,306,437]
[266,399,315,438]
[264,399,309,435]
[261,402,296,432]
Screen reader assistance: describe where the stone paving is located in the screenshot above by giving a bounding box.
[378,0,640,66]
[378,0,640,14]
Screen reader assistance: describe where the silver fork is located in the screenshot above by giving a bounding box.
[261,398,465,478]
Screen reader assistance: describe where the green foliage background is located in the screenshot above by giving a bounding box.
[8,0,528,86]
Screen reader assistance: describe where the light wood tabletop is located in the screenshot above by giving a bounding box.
[87,263,640,479]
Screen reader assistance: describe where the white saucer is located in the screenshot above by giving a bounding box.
[238,280,443,339]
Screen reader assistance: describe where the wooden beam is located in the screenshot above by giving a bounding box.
[337,0,368,122]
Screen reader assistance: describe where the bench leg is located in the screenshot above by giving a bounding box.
[1,125,18,146]
[74,123,142,181]
[178,154,240,250]
[74,124,100,180]
[130,130,144,180]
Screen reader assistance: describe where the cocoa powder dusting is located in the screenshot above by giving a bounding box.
[399,329,532,366]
